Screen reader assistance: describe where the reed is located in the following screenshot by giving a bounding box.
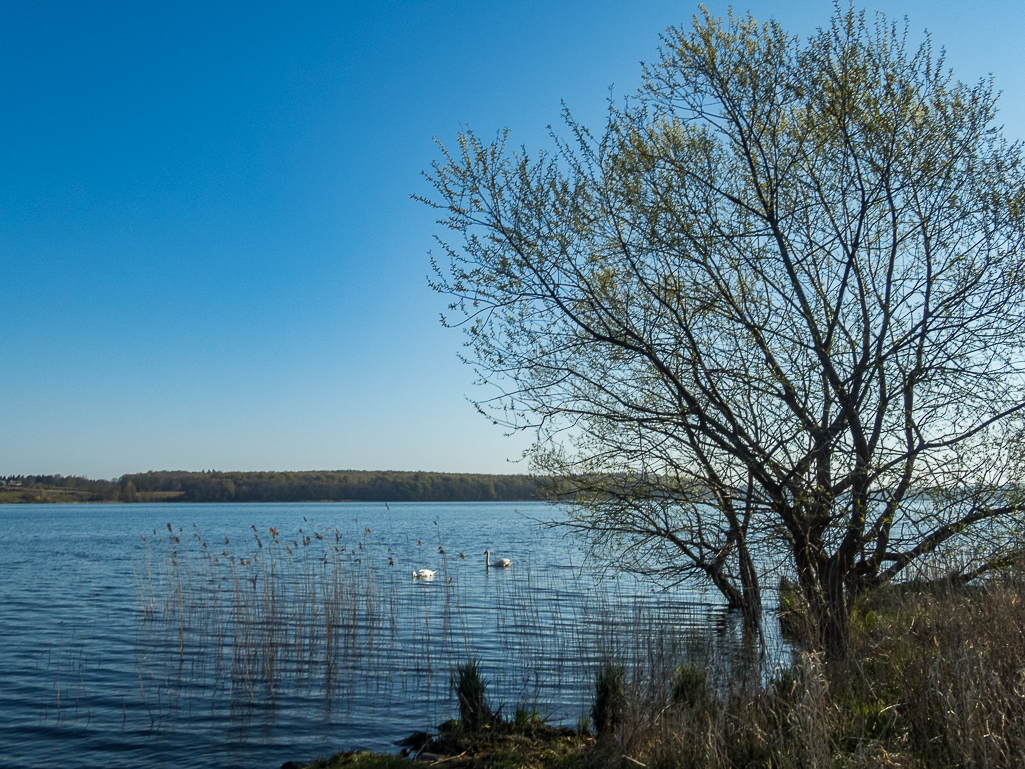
[121,519,1025,768]
[32,511,1020,768]
[127,518,719,733]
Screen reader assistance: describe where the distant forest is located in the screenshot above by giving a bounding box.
[0,470,541,504]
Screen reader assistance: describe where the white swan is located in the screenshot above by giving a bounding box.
[484,550,512,568]
[412,568,436,579]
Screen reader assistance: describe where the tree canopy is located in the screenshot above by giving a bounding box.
[425,6,1025,658]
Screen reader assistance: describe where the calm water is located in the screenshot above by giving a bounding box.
[0,502,737,768]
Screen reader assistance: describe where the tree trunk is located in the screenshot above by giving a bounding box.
[820,566,852,662]
[708,563,761,629]
[737,537,762,629]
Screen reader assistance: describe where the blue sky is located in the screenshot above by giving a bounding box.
[2,0,1023,480]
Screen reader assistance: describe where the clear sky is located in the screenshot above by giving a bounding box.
[2,0,1023,480]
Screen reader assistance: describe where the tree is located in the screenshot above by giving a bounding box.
[120,480,138,503]
[424,6,1025,659]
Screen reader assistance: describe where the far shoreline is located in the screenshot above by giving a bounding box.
[0,469,543,505]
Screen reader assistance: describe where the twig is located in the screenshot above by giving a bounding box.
[427,750,469,764]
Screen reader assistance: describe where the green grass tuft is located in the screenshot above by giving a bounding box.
[452,657,495,732]
[590,661,625,736]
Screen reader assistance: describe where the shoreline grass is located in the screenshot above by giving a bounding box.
[44,517,1018,768]
[288,571,1025,768]
[576,574,1025,769]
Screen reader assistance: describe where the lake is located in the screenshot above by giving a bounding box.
[0,501,745,768]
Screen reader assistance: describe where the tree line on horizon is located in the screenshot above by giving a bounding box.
[0,470,541,503]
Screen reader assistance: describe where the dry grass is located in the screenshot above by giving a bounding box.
[838,577,1025,767]
[578,574,1025,769]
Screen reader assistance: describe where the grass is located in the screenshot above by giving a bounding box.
[835,577,1025,766]
[590,661,624,736]
[453,658,496,731]
[559,572,1025,769]
[669,662,706,708]
[0,485,183,503]
[303,722,592,769]
[300,659,592,769]
[0,487,96,504]
[124,522,1025,768]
